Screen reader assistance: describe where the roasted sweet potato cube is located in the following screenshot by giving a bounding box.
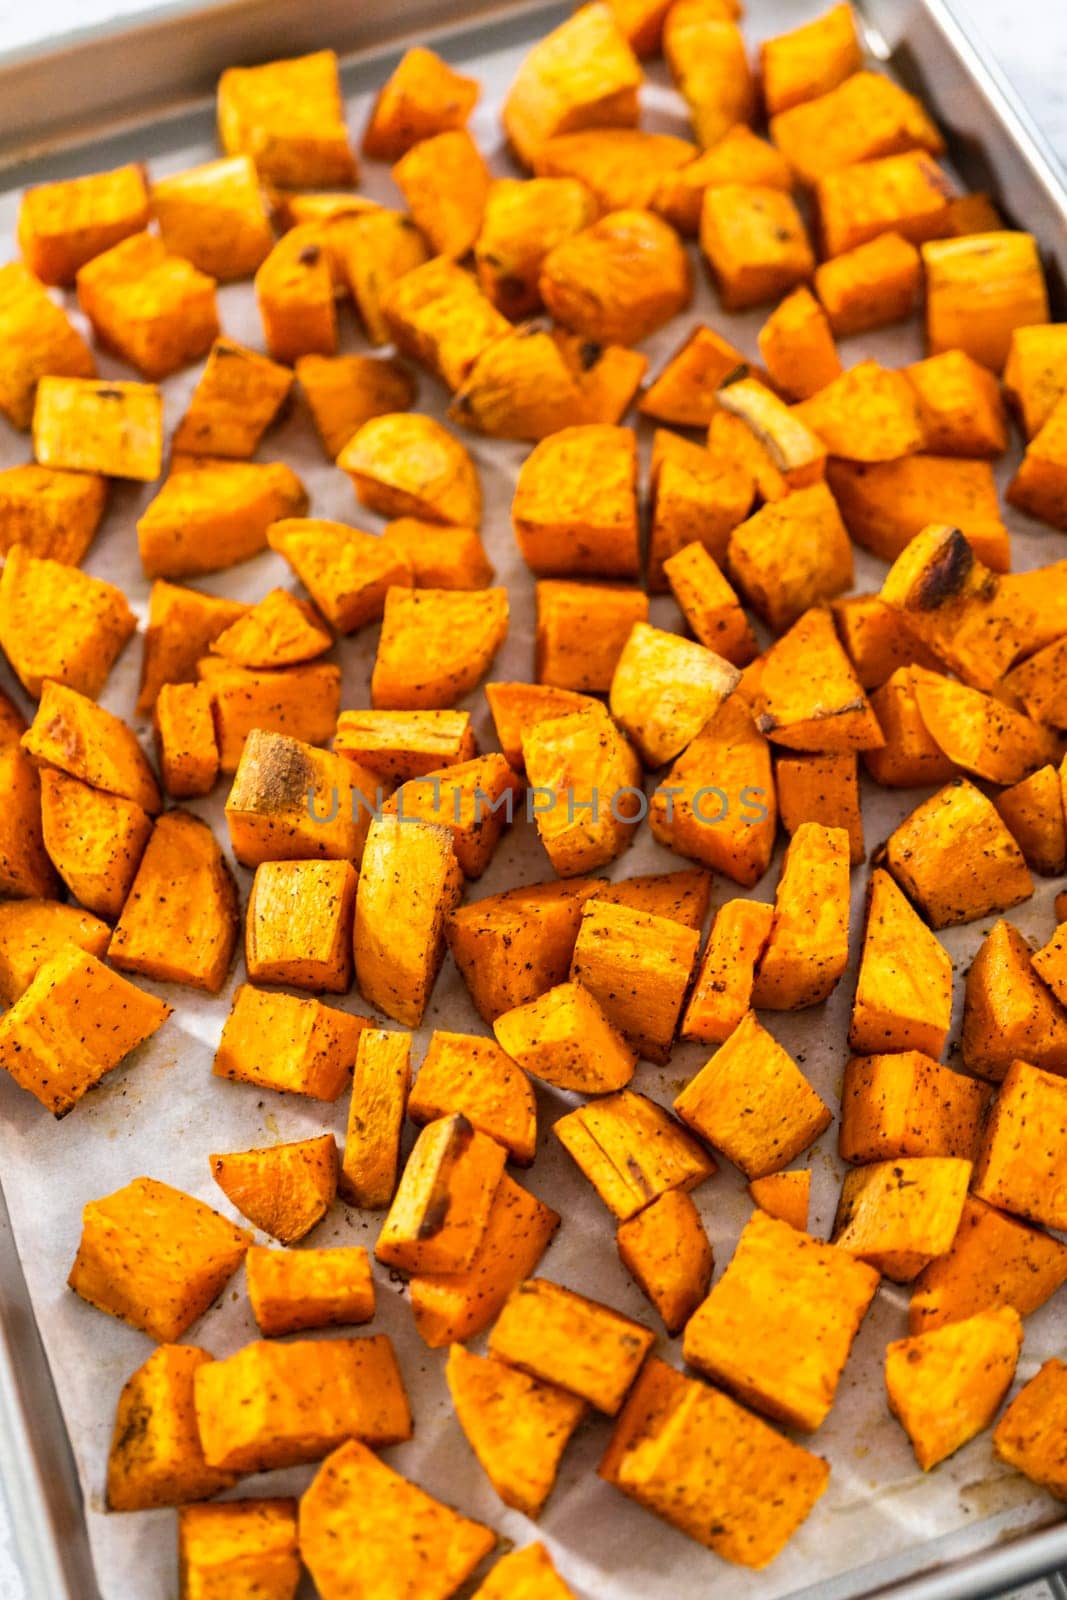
[616,1189,713,1335]
[814,230,921,336]
[383,754,521,878]
[776,751,863,863]
[882,779,1033,929]
[683,1209,879,1431]
[0,261,95,430]
[676,1010,832,1179]
[0,543,136,700]
[445,879,590,1022]
[139,457,307,579]
[137,582,247,714]
[663,543,757,666]
[609,621,739,768]
[600,1356,830,1568]
[254,225,336,362]
[962,919,1067,1081]
[486,684,595,771]
[392,128,489,260]
[214,985,368,1102]
[794,360,925,463]
[196,1336,410,1473]
[107,1345,236,1512]
[68,1176,248,1340]
[33,374,162,481]
[555,1089,715,1220]
[972,1058,1067,1230]
[534,126,696,211]
[947,190,1005,235]
[353,814,462,1025]
[680,899,773,1046]
[447,1344,587,1519]
[0,463,106,565]
[502,2,641,167]
[728,484,853,635]
[910,1194,1067,1334]
[154,682,219,799]
[340,1028,411,1208]
[717,376,827,490]
[410,1030,536,1166]
[328,208,427,350]
[535,579,648,690]
[994,1359,1067,1501]
[886,1307,1023,1471]
[772,71,942,187]
[849,868,953,1057]
[639,324,750,427]
[748,1169,811,1231]
[447,322,595,443]
[493,980,636,1095]
[76,231,218,380]
[760,3,861,115]
[212,1134,338,1244]
[474,176,597,317]
[701,184,814,310]
[831,595,938,691]
[247,1245,374,1338]
[592,868,713,929]
[475,1545,575,1600]
[225,730,372,867]
[923,231,1049,372]
[178,1500,300,1600]
[0,715,58,901]
[570,898,700,1062]
[109,810,237,992]
[832,1156,972,1281]
[906,348,1009,457]
[909,666,1054,785]
[650,693,777,885]
[827,455,1008,571]
[410,1174,560,1348]
[540,209,691,345]
[18,162,149,285]
[173,338,292,459]
[340,413,481,527]
[198,658,338,776]
[246,858,356,992]
[751,823,851,1010]
[23,679,160,812]
[816,151,953,258]
[654,125,793,237]
[864,666,958,787]
[648,447,756,591]
[376,1114,506,1273]
[757,285,840,401]
[522,705,643,877]
[267,518,411,635]
[0,899,109,1006]
[379,256,508,388]
[299,1439,495,1599]
[840,1052,988,1165]
[1003,324,1067,438]
[39,770,153,918]
[211,589,331,670]
[150,153,273,283]
[489,1277,654,1415]
[363,45,478,158]
[296,353,416,461]
[217,49,356,186]
[665,14,754,148]
[513,425,638,579]
[995,766,1067,876]
[333,707,475,783]
[1008,391,1067,531]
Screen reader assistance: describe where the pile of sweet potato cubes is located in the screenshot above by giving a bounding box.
[2,1,1067,1595]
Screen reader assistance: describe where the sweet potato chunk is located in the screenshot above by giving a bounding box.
[0,543,136,700]
[972,1058,1067,1231]
[173,337,292,458]
[296,352,416,462]
[108,810,237,992]
[680,899,772,1045]
[535,580,648,689]
[701,184,814,310]
[486,683,595,768]
[502,3,641,167]
[540,209,691,345]
[333,707,475,783]
[246,858,357,993]
[717,376,827,490]
[996,765,1067,876]
[340,412,480,527]
[609,621,739,767]
[393,128,489,259]
[474,176,597,318]
[107,1345,236,1512]
[0,463,106,565]
[217,49,356,186]
[211,589,331,671]
[773,73,942,187]
[23,679,161,812]
[196,1337,410,1473]
[666,15,754,148]
[447,1344,587,1519]
[600,1356,831,1568]
[201,658,341,773]
[616,1189,713,1335]
[211,1134,338,1245]
[376,1114,506,1273]
[381,518,493,591]
[225,730,372,868]
[364,46,478,159]
[154,682,219,799]
[882,779,1033,929]
[535,126,695,211]
[0,261,95,430]
[371,587,508,710]
[522,705,643,877]
[247,1245,374,1338]
[816,151,953,258]
[655,125,793,237]
[751,823,851,1010]
[254,224,337,362]
[864,666,958,788]
[760,3,861,116]
[639,324,749,427]
[647,429,755,589]
[906,348,1008,457]
[728,484,853,635]
[489,1277,654,1415]
[962,919,1067,1081]
[0,898,109,1005]
[341,1028,411,1208]
[757,284,840,401]
[33,375,163,480]
[663,542,757,665]
[1008,391,1067,530]
[178,1500,299,1600]
[886,1307,1023,1470]
[137,582,247,714]
[794,360,924,463]
[840,1052,988,1165]
[410,1174,559,1348]
[379,256,507,389]
[39,769,153,918]
[299,1439,495,1600]
[828,455,1008,571]
[1003,323,1067,438]
[77,232,218,380]
[748,1170,811,1231]
[138,457,307,580]
[68,1176,249,1340]
[267,517,410,635]
[151,153,273,280]
[849,868,953,1057]
[18,162,149,285]
[832,595,939,692]
[353,815,462,1025]
[570,898,700,1062]
[909,667,1052,785]
[383,754,521,879]
[493,980,636,1095]
[832,1156,972,1282]
[514,425,639,579]
[994,1360,1067,1501]
[910,1194,1067,1334]
[555,1089,715,1220]
[683,1210,879,1431]
[446,879,589,1022]
[410,1030,537,1166]
[776,750,863,864]
[676,1009,832,1180]
[472,1545,574,1600]
[214,985,368,1102]
[923,231,1049,372]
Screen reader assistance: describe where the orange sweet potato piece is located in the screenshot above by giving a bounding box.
[108,810,237,992]
[341,1028,411,1209]
[701,184,814,310]
[849,867,953,1057]
[885,1307,1022,1470]
[0,542,136,700]
[727,484,853,634]
[910,1194,1067,1334]
[178,1500,299,1597]
[214,985,369,1102]
[353,815,462,1026]
[962,919,1067,1081]
[107,1345,236,1512]
[570,898,700,1062]
[376,1114,507,1273]
[18,162,150,285]
[501,3,641,168]
[748,1170,811,1231]
[371,587,508,710]
[211,1134,338,1245]
[410,1030,537,1167]
[760,3,862,116]
[757,285,840,401]
[76,231,218,381]
[363,46,478,160]
[493,981,636,1096]
[616,1189,714,1335]
[245,858,356,993]
[333,707,476,784]
[535,580,648,689]
[840,1052,988,1164]
[247,1245,374,1337]
[489,1277,654,1415]
[0,462,106,565]
[832,1156,972,1281]
[0,898,110,1006]
[555,1089,716,1220]
[39,769,153,919]
[923,231,1049,373]
[881,779,1033,929]
[154,681,219,798]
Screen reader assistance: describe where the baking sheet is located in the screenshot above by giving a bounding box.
[1,5,1066,1598]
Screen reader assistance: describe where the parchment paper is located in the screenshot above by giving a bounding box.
[0,8,1065,1598]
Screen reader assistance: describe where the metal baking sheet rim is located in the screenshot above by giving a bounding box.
[0,2,1064,1598]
